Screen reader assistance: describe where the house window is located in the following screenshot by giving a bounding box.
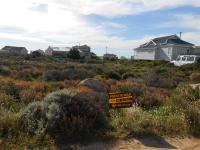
[187,49,190,54]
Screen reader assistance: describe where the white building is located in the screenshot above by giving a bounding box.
[72,45,91,59]
[45,46,71,57]
[103,53,118,60]
[133,35,199,61]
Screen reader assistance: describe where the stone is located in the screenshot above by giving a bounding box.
[78,78,107,93]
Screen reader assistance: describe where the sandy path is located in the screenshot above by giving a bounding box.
[58,136,200,150]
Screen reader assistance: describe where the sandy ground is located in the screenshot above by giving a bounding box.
[190,83,200,89]
[58,136,200,150]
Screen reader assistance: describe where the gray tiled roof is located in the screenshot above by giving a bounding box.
[2,46,27,51]
[137,35,194,49]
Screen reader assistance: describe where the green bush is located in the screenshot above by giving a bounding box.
[0,92,24,112]
[0,82,20,99]
[43,68,95,81]
[16,70,32,80]
[122,72,136,80]
[0,66,11,76]
[138,92,163,109]
[43,70,60,81]
[144,68,178,88]
[171,85,200,136]
[107,71,121,80]
[19,90,108,137]
[110,106,188,136]
[0,109,18,138]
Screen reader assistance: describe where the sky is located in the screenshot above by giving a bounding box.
[0,0,200,57]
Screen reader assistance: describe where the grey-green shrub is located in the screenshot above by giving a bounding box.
[0,66,11,76]
[107,71,121,80]
[19,89,108,137]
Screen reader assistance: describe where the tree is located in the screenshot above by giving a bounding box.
[67,48,80,59]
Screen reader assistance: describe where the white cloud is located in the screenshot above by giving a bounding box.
[155,13,200,45]
[174,14,200,30]
[52,0,200,17]
[183,32,200,45]
[0,0,200,57]
[29,3,49,13]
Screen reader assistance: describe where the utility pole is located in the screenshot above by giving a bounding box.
[106,46,108,54]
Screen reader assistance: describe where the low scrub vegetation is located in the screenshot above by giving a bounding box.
[109,84,199,137]
[0,56,199,148]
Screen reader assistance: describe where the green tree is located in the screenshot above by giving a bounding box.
[67,48,80,59]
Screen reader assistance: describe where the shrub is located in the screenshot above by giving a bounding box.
[19,90,43,103]
[1,81,20,99]
[122,72,136,80]
[0,109,18,138]
[138,92,164,109]
[61,68,95,80]
[144,71,177,88]
[171,85,200,136]
[110,106,188,136]
[43,68,95,81]
[19,90,108,137]
[16,70,32,80]
[190,73,200,83]
[107,71,121,80]
[0,92,23,112]
[0,66,11,76]
[43,70,60,81]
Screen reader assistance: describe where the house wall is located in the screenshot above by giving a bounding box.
[171,46,193,60]
[134,48,156,60]
[45,48,53,56]
[193,47,200,55]
[0,48,28,55]
[157,47,173,61]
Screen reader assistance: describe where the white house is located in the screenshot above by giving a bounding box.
[45,46,71,57]
[133,35,199,61]
[103,53,118,60]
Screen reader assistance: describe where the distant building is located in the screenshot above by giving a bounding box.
[45,46,71,57]
[103,53,118,60]
[0,46,28,55]
[133,35,196,61]
[72,45,91,59]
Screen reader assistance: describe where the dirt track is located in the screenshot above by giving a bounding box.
[59,136,200,150]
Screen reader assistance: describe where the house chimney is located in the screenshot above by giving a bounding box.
[180,32,182,39]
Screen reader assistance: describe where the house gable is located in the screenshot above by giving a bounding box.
[1,46,28,54]
[136,35,194,50]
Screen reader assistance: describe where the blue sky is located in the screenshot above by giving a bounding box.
[0,0,200,57]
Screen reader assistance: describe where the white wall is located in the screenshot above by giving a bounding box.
[134,49,156,60]
[158,47,172,61]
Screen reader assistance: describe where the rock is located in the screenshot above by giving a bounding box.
[74,91,109,110]
[77,79,109,109]
[79,78,107,93]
